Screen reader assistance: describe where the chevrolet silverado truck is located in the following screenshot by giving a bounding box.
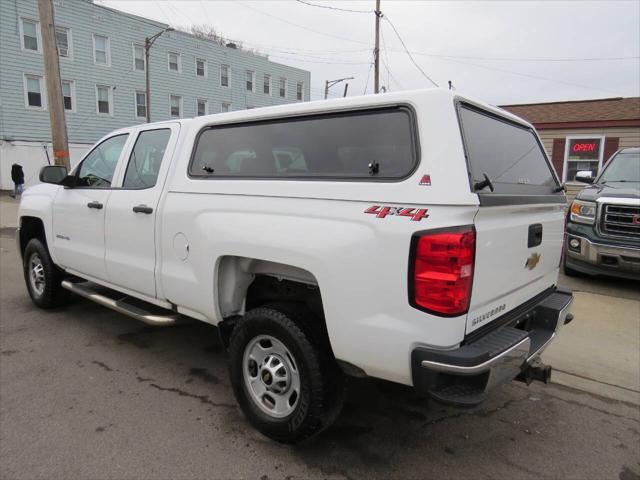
[17,89,573,443]
[565,147,640,280]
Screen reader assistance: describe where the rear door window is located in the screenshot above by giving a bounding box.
[189,107,417,180]
[123,128,172,189]
[458,104,561,196]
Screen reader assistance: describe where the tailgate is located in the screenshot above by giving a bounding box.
[456,101,567,335]
[467,203,565,334]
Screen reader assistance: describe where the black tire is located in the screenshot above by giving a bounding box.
[228,305,344,443]
[22,238,70,309]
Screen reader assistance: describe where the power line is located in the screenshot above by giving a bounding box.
[236,1,372,46]
[380,26,404,91]
[384,15,438,87]
[409,52,640,62]
[295,0,372,14]
[267,54,371,65]
[363,51,375,94]
[433,55,622,96]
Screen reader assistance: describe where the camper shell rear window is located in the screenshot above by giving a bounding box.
[188,106,418,181]
[457,102,564,203]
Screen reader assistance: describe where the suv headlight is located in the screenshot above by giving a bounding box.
[570,200,597,224]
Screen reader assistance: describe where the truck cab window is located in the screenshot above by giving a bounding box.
[77,134,128,188]
[123,129,171,188]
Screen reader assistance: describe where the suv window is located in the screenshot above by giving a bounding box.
[598,152,640,183]
[458,104,560,195]
[189,107,416,180]
[123,129,171,188]
[77,134,128,188]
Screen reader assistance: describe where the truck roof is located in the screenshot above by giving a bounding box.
[135,88,534,132]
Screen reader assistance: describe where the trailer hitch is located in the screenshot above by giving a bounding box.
[516,358,552,385]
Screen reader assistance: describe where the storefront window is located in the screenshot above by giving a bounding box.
[565,137,602,182]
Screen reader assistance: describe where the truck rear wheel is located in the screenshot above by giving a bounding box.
[23,238,70,309]
[228,305,344,443]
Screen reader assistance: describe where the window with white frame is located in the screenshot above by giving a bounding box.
[135,91,147,119]
[55,26,71,58]
[221,65,230,87]
[279,77,287,98]
[221,102,231,113]
[168,52,181,72]
[564,137,605,182]
[93,34,110,66]
[196,58,207,78]
[61,80,75,111]
[24,74,45,110]
[170,94,182,117]
[20,18,40,52]
[263,74,271,95]
[246,70,255,92]
[96,85,113,115]
[196,98,208,116]
[296,81,304,101]
[133,44,145,71]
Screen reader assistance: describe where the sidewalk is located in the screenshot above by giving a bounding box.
[543,290,640,404]
[0,192,19,229]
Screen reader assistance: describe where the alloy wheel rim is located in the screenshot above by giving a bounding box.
[29,253,45,296]
[243,334,300,418]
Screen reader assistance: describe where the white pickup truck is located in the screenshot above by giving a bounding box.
[18,89,573,443]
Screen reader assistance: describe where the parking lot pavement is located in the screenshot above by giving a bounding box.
[1,233,639,480]
[544,273,640,404]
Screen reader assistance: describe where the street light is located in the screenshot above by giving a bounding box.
[324,77,354,99]
[145,26,174,123]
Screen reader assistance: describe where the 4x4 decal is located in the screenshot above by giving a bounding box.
[365,206,429,222]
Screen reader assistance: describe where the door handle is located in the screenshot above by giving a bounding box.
[133,205,153,214]
[87,201,103,210]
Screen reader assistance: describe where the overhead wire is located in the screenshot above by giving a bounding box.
[432,55,623,96]
[235,1,372,46]
[384,15,438,87]
[295,0,373,14]
[363,50,375,94]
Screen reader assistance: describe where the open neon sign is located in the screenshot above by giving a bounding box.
[572,142,598,153]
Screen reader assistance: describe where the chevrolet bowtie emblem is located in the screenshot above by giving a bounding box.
[525,252,541,270]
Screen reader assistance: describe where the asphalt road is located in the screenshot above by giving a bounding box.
[1,233,639,480]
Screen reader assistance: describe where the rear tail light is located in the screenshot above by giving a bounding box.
[409,226,476,316]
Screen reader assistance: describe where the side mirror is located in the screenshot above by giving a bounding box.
[575,171,594,184]
[39,165,67,184]
[39,165,76,187]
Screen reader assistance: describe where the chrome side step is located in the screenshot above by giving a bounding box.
[61,280,180,326]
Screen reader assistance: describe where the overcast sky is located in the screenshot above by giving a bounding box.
[99,0,640,105]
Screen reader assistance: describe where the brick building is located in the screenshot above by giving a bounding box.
[502,97,640,201]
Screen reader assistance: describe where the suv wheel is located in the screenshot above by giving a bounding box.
[23,238,70,309]
[228,306,344,443]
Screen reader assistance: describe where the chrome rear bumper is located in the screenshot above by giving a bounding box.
[411,288,573,407]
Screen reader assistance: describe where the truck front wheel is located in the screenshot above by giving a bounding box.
[22,238,70,309]
[228,306,344,443]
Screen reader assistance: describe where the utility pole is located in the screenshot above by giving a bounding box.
[374,0,381,94]
[38,0,69,169]
[145,27,174,123]
[324,77,354,99]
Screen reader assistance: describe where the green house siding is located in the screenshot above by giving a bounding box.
[0,0,311,145]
